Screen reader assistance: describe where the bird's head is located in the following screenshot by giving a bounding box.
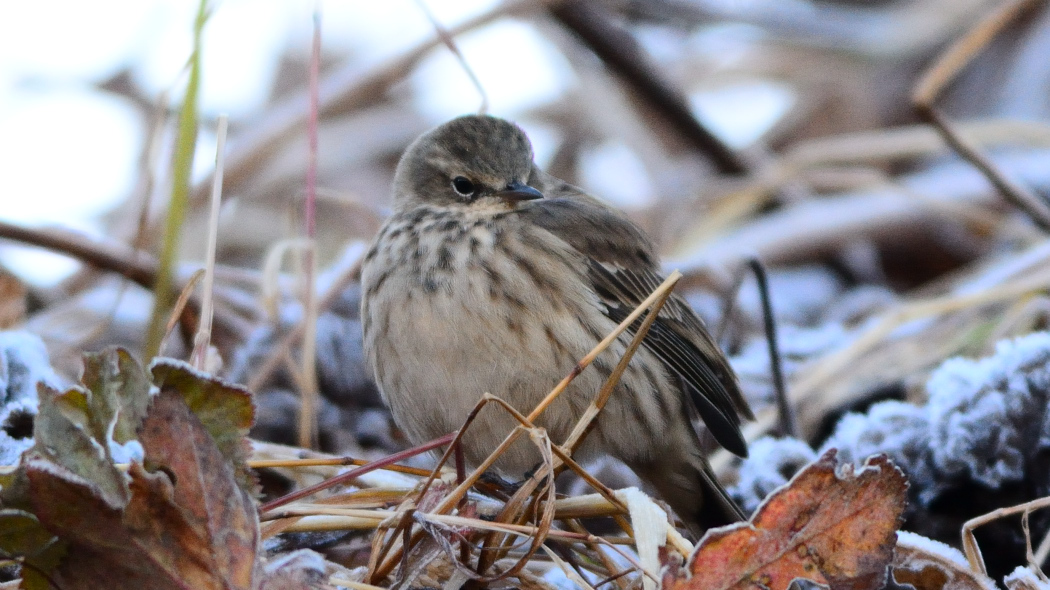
[392,115,544,213]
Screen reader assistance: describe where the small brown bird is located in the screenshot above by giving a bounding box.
[361,115,753,531]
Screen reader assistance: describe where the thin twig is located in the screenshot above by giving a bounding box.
[0,221,156,287]
[748,258,796,438]
[412,0,489,114]
[158,269,204,358]
[1022,509,1050,582]
[912,0,1050,232]
[715,264,749,347]
[560,274,677,454]
[260,432,456,513]
[188,0,544,208]
[549,0,748,175]
[528,271,684,422]
[1034,517,1050,569]
[248,456,435,477]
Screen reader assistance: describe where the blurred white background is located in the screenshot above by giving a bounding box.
[0,0,792,286]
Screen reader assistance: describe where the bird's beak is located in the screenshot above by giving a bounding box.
[497,181,543,203]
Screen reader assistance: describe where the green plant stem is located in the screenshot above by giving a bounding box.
[145,0,209,358]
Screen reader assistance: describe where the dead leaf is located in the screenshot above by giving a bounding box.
[1004,566,1050,590]
[136,388,261,588]
[4,348,152,512]
[81,347,151,446]
[151,359,257,493]
[671,450,908,590]
[892,530,996,590]
[259,549,341,590]
[24,383,129,508]
[18,389,261,589]
[26,457,194,590]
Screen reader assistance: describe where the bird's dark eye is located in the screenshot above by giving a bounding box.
[451,176,476,197]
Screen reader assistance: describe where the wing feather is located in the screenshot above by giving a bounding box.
[523,190,753,457]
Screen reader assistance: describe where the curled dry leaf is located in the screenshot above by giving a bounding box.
[81,347,151,446]
[0,349,342,589]
[136,388,261,587]
[0,348,150,589]
[668,449,908,590]
[24,389,261,590]
[892,530,996,590]
[151,358,257,494]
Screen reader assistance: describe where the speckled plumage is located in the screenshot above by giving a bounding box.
[361,115,753,531]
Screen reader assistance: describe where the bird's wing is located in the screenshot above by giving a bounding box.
[522,190,753,457]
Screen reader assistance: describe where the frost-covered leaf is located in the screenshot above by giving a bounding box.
[150,359,256,493]
[892,530,996,590]
[0,350,265,587]
[809,332,1050,511]
[670,450,907,590]
[81,347,150,447]
[820,400,934,502]
[2,347,150,511]
[22,384,128,509]
[22,389,261,590]
[1004,565,1050,590]
[927,332,1050,488]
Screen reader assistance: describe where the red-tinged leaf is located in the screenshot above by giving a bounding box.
[671,450,907,590]
[137,388,260,588]
[22,389,261,589]
[150,359,256,493]
[26,458,197,590]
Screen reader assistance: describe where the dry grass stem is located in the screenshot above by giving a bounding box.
[190,114,228,369]
[249,457,436,477]
[297,240,319,449]
[247,248,364,392]
[412,0,489,114]
[912,0,1050,230]
[157,268,204,357]
[528,270,682,423]
[328,578,386,590]
[561,273,676,455]
[368,272,683,582]
[962,496,1050,576]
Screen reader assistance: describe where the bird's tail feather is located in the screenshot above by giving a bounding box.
[631,450,746,537]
